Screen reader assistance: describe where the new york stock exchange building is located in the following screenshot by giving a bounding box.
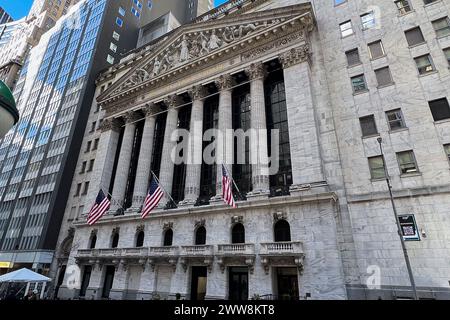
[53,0,450,300]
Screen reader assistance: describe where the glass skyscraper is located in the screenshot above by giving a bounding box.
[0,0,146,275]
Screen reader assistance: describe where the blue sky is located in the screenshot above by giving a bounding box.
[1,0,229,20]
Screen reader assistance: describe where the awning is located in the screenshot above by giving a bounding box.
[0,268,51,283]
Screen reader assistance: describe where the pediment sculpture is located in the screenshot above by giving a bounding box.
[112,20,277,95]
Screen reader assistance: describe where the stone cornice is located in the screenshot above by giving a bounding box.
[74,191,338,228]
[97,4,315,114]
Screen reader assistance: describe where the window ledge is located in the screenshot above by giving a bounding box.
[434,118,450,125]
[436,34,450,41]
[347,62,363,69]
[377,82,395,89]
[408,42,427,49]
[397,10,415,18]
[362,133,380,139]
[341,34,355,40]
[353,89,369,96]
[424,0,442,8]
[370,54,387,62]
[371,177,387,182]
[400,172,422,178]
[418,70,438,78]
[389,127,409,134]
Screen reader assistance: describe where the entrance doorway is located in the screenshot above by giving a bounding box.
[102,266,115,299]
[190,266,207,300]
[79,265,92,298]
[229,267,248,301]
[276,267,299,300]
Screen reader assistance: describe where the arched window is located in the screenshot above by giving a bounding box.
[89,234,97,249]
[195,226,206,245]
[135,231,144,248]
[274,220,291,242]
[163,229,173,246]
[231,223,245,244]
[111,232,119,248]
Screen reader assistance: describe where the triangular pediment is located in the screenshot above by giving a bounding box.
[98,2,314,107]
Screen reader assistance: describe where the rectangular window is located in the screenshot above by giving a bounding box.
[399,215,420,241]
[414,54,435,75]
[115,17,123,27]
[90,122,96,132]
[88,159,95,172]
[335,0,346,5]
[74,183,82,197]
[395,0,412,15]
[92,139,99,151]
[444,144,450,164]
[429,98,450,121]
[340,20,354,37]
[351,74,368,93]
[112,31,120,41]
[107,54,114,65]
[432,17,450,38]
[396,150,419,174]
[444,48,450,65]
[110,42,117,53]
[375,66,393,87]
[368,40,385,59]
[80,161,87,174]
[423,0,438,4]
[82,182,89,195]
[404,27,425,46]
[85,141,92,153]
[345,48,361,66]
[368,156,386,179]
[359,115,378,137]
[386,109,406,131]
[361,12,376,30]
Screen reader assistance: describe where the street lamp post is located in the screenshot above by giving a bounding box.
[377,137,419,300]
[0,80,19,138]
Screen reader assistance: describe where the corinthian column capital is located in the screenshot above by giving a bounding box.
[245,62,267,81]
[164,94,182,109]
[123,111,140,124]
[215,74,233,91]
[280,44,311,69]
[143,103,160,117]
[100,118,122,133]
[189,85,208,101]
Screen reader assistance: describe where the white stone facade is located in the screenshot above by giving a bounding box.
[51,0,450,300]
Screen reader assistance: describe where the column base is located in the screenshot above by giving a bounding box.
[210,195,224,204]
[289,181,329,197]
[246,189,270,201]
[178,198,197,208]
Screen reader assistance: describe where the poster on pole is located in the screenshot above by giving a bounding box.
[399,214,420,241]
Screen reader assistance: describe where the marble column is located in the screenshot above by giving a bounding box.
[181,86,207,206]
[85,118,121,216]
[158,95,180,208]
[246,62,270,196]
[280,45,325,191]
[214,74,234,200]
[131,104,158,209]
[110,111,140,212]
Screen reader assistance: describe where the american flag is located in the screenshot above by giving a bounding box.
[222,164,236,208]
[87,189,110,225]
[142,175,164,219]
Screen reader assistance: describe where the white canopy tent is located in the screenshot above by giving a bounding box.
[0,268,51,283]
[0,268,51,300]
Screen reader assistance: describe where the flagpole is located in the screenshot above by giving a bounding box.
[223,164,244,201]
[100,186,125,211]
[151,171,178,208]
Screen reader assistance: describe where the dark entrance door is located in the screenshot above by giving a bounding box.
[277,267,299,300]
[190,266,207,300]
[54,265,66,298]
[229,267,248,301]
[102,266,115,299]
[79,265,92,298]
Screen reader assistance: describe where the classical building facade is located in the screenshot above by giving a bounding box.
[54,0,450,300]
